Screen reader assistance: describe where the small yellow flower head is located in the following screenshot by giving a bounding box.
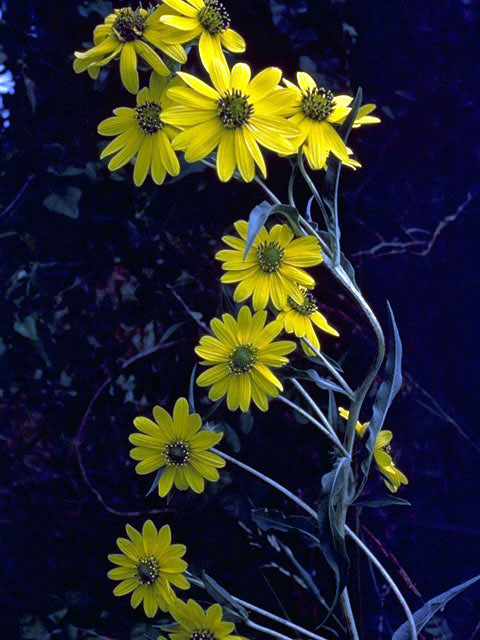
[195,306,296,412]
[281,72,379,171]
[73,6,187,93]
[166,598,248,640]
[161,59,299,182]
[129,397,226,496]
[108,520,190,617]
[338,408,408,492]
[159,0,246,72]
[216,221,323,310]
[97,72,181,185]
[277,287,339,355]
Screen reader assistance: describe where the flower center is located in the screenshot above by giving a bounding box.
[301,87,334,121]
[217,89,253,129]
[228,344,258,374]
[199,0,230,34]
[135,102,164,134]
[190,631,216,640]
[256,242,284,273]
[136,556,160,585]
[113,8,145,42]
[165,440,191,466]
[288,292,318,315]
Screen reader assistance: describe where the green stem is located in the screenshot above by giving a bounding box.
[301,337,355,399]
[288,162,297,209]
[254,175,281,205]
[340,589,360,640]
[297,148,330,229]
[290,378,338,437]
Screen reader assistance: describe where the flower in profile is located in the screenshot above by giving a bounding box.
[216,220,323,310]
[73,6,187,93]
[277,287,339,355]
[129,397,225,496]
[108,520,189,617]
[195,306,296,412]
[338,408,408,493]
[165,598,247,640]
[161,59,299,182]
[160,0,246,71]
[282,71,378,170]
[97,72,180,185]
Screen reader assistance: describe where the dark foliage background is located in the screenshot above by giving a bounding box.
[1,0,479,638]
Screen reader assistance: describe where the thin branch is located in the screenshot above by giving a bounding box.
[167,284,211,334]
[0,173,36,219]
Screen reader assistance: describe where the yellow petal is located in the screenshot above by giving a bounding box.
[133,135,153,186]
[120,42,139,94]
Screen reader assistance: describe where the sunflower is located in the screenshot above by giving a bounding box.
[195,306,296,412]
[73,6,187,93]
[161,59,299,182]
[97,72,180,185]
[129,397,226,496]
[159,0,246,72]
[215,220,323,310]
[281,71,377,170]
[165,599,246,640]
[277,287,339,355]
[338,408,408,493]
[108,520,190,617]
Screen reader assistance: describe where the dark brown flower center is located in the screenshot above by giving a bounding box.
[256,241,284,272]
[113,8,145,42]
[199,0,230,34]
[165,440,190,466]
[217,89,253,128]
[301,86,334,121]
[228,344,258,374]
[135,102,163,134]
[190,632,216,640]
[136,556,160,584]
[288,291,318,315]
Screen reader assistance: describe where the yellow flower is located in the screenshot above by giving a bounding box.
[161,59,299,182]
[97,72,180,185]
[282,71,367,170]
[165,599,247,640]
[216,220,323,310]
[73,6,187,93]
[338,408,408,493]
[159,0,246,72]
[277,287,339,355]
[129,397,226,496]
[195,306,296,412]
[108,520,189,617]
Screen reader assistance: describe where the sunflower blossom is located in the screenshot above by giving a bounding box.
[338,408,408,493]
[97,72,180,185]
[129,397,225,496]
[195,306,296,412]
[74,6,187,93]
[108,520,189,617]
[160,0,246,72]
[161,59,299,182]
[282,71,375,170]
[165,598,247,640]
[216,220,323,310]
[277,287,339,355]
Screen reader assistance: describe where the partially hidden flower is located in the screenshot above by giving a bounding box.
[160,0,246,71]
[277,287,339,355]
[161,59,299,182]
[165,598,248,640]
[216,220,323,310]
[108,520,189,617]
[129,397,225,496]
[282,71,379,170]
[74,6,187,93]
[195,306,296,412]
[338,408,408,493]
[97,72,180,185]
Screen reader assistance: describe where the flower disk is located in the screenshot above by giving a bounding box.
[277,287,339,355]
[161,59,300,182]
[195,306,296,412]
[108,520,189,617]
[216,220,323,310]
[160,0,246,71]
[165,599,246,640]
[129,397,225,496]
[97,72,180,186]
[73,6,187,93]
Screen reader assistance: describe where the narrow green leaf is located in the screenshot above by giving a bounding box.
[352,495,411,508]
[269,203,304,236]
[188,363,197,413]
[159,321,185,344]
[251,507,321,548]
[392,574,480,640]
[145,468,163,497]
[201,571,249,621]
[288,367,348,396]
[243,201,273,257]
